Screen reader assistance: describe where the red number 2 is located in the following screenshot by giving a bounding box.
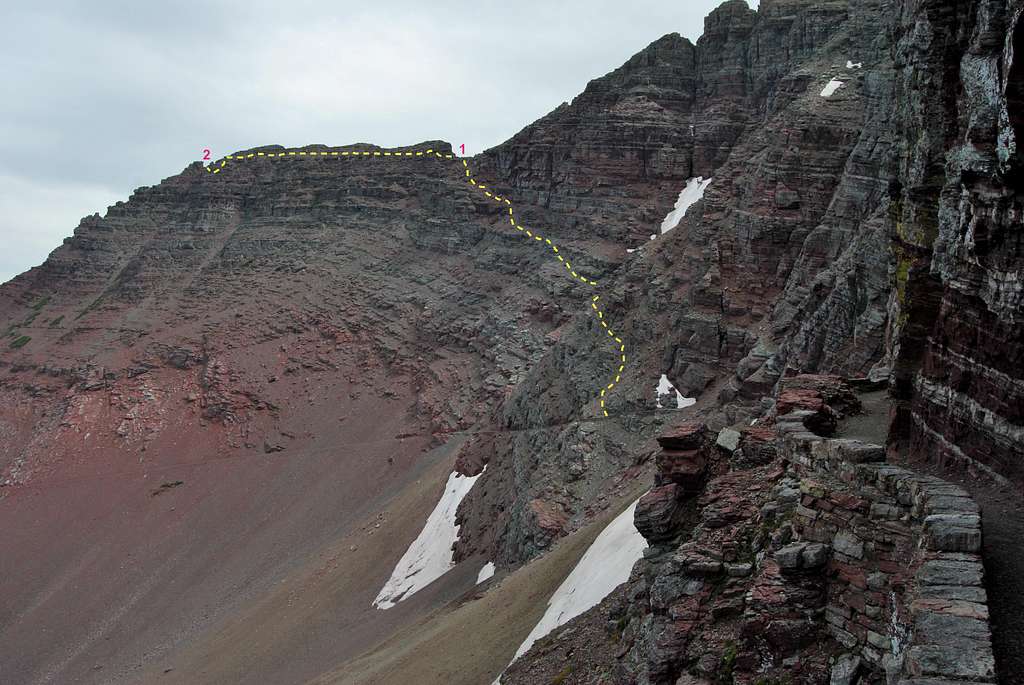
[459,143,465,155]
[202,148,211,160]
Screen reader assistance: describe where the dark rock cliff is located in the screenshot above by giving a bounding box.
[888,0,1024,484]
[502,1,1023,683]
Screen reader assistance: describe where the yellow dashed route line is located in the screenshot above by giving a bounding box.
[204,146,626,417]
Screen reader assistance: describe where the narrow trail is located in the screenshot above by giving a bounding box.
[204,145,628,418]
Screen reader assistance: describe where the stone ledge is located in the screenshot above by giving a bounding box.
[778,429,995,684]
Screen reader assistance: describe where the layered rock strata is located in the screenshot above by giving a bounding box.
[457,0,909,567]
[887,0,1024,483]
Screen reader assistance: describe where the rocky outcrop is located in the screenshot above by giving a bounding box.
[633,423,715,547]
[654,423,713,494]
[0,142,568,483]
[624,459,836,683]
[597,386,993,685]
[634,484,687,544]
[779,412,995,683]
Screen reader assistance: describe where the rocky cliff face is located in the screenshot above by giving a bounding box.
[887,0,1024,484]
[456,0,901,568]
[0,143,597,684]
[0,143,558,482]
[502,1,1023,683]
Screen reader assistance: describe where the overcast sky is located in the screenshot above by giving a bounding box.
[1,0,748,283]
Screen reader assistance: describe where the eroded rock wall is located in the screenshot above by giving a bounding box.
[889,0,1024,483]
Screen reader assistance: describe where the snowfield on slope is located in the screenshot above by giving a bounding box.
[510,498,648,661]
[660,176,713,234]
[821,78,844,97]
[373,469,483,609]
[657,373,696,409]
[476,561,496,584]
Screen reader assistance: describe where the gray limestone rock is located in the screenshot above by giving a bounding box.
[917,556,984,587]
[923,514,983,553]
[830,653,861,685]
[801,542,830,568]
[775,542,807,570]
[716,427,742,452]
[833,530,865,559]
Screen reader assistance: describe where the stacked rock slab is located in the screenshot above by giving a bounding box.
[777,411,995,683]
[734,424,778,466]
[655,422,713,495]
[634,423,712,545]
[626,445,838,682]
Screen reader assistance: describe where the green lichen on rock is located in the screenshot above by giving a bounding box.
[550,665,573,684]
[715,641,738,684]
[892,245,914,328]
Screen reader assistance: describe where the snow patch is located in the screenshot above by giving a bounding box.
[511,499,648,661]
[373,468,483,609]
[657,374,695,410]
[476,561,495,584]
[660,176,712,234]
[820,78,844,97]
[846,60,863,69]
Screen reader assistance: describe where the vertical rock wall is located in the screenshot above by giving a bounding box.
[889,0,1024,483]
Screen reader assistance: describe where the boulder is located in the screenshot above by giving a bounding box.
[656,423,711,492]
[737,424,778,465]
[782,375,861,416]
[775,542,807,570]
[832,531,864,559]
[657,422,709,451]
[634,484,685,544]
[801,542,830,568]
[776,389,838,436]
[716,427,742,452]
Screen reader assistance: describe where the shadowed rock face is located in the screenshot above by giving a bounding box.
[887,0,1024,483]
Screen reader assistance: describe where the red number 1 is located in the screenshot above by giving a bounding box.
[202,148,211,160]
[459,143,465,155]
